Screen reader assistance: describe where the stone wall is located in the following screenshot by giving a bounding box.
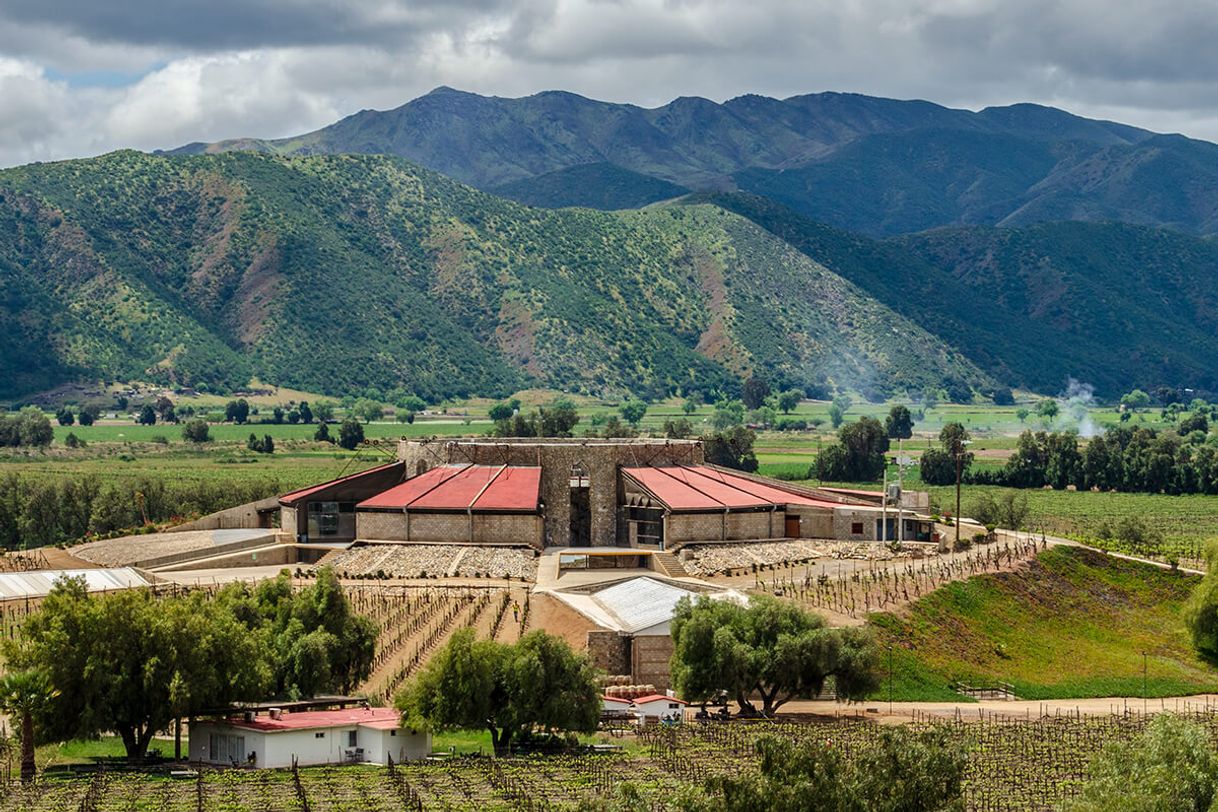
[356,511,410,541]
[788,506,834,538]
[587,631,629,676]
[398,439,703,548]
[356,510,543,546]
[832,508,880,541]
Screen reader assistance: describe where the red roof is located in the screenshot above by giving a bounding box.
[358,465,541,512]
[622,465,841,511]
[633,694,688,705]
[222,707,399,732]
[279,462,403,506]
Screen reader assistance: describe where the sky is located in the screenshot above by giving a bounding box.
[2,0,1217,168]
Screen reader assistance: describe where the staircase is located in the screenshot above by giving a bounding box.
[650,551,689,579]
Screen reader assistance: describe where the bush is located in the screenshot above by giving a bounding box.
[181,419,210,444]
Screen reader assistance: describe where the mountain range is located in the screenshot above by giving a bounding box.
[3,88,1218,402]
[172,87,1218,238]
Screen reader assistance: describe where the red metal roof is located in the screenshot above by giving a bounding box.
[278,462,403,506]
[623,465,842,511]
[632,694,688,705]
[357,465,541,512]
[222,707,399,732]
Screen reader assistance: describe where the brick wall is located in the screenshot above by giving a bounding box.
[725,511,776,540]
[356,511,410,541]
[788,506,834,538]
[832,509,879,541]
[632,635,675,691]
[666,513,723,543]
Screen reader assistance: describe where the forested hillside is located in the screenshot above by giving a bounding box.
[0,151,990,400]
[704,193,1218,397]
[173,87,1218,237]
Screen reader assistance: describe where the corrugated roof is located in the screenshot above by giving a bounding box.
[622,465,842,511]
[279,462,404,506]
[590,577,704,633]
[222,707,399,732]
[357,465,541,512]
[0,568,151,601]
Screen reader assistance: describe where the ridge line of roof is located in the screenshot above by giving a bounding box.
[647,465,730,509]
[468,464,507,510]
[279,461,403,505]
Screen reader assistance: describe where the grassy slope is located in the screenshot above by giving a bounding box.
[869,546,1218,701]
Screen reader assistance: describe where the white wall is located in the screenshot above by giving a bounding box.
[358,727,431,764]
[261,726,356,768]
[190,721,430,768]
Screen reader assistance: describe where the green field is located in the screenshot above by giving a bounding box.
[869,546,1218,702]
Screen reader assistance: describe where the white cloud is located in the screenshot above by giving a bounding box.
[2,0,1218,167]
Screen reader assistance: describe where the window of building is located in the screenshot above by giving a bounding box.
[209,733,245,765]
[307,501,340,536]
[315,732,325,739]
[851,522,864,535]
[348,730,358,748]
[390,730,397,737]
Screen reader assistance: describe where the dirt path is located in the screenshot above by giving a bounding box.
[778,694,1218,723]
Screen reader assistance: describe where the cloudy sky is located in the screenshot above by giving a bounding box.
[1,0,1216,167]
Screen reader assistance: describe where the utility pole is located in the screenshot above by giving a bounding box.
[888,645,894,716]
[881,466,888,543]
[1143,651,1148,714]
[954,439,972,551]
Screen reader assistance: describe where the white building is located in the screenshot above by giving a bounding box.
[631,694,688,721]
[189,707,430,768]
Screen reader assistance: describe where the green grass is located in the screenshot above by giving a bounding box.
[52,417,488,445]
[36,736,181,767]
[868,546,1218,701]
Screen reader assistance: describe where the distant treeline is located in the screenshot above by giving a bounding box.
[966,426,1218,495]
[0,473,284,550]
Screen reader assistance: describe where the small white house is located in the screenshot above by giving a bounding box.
[189,707,430,768]
[632,694,688,721]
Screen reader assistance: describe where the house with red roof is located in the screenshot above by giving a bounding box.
[189,706,430,768]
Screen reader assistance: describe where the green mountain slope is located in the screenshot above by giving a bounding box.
[0,151,991,400]
[167,87,1218,236]
[703,193,1218,397]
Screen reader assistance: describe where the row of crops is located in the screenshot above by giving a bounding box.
[6,709,1218,811]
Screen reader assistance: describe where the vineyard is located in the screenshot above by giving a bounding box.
[8,709,1218,810]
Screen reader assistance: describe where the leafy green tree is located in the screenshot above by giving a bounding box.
[1184,544,1218,660]
[354,399,384,423]
[136,404,157,426]
[619,399,648,426]
[670,595,879,717]
[312,401,334,423]
[396,407,416,424]
[538,399,580,437]
[815,417,889,482]
[13,409,53,448]
[488,402,515,422]
[225,399,250,424]
[682,396,700,416]
[338,417,364,450]
[314,422,332,443]
[742,376,771,411]
[712,399,746,430]
[398,628,599,756]
[298,401,313,424]
[1063,714,1218,812]
[663,418,694,439]
[1120,389,1151,412]
[776,389,802,414]
[181,419,210,443]
[7,579,268,759]
[885,405,914,439]
[55,407,74,427]
[991,387,1015,406]
[270,406,285,424]
[702,427,759,472]
[690,727,965,812]
[77,405,98,426]
[155,396,175,422]
[1179,412,1209,436]
[1015,407,1030,423]
[1037,399,1060,422]
[0,670,58,783]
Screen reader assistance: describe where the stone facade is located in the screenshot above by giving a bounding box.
[832,508,883,541]
[587,630,630,676]
[787,506,835,538]
[665,509,784,544]
[397,439,703,548]
[631,635,676,691]
[356,510,543,546]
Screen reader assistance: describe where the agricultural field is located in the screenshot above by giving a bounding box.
[6,711,1218,811]
[869,546,1218,702]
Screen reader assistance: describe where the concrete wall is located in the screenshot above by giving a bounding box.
[168,497,279,532]
[190,722,426,768]
[398,439,703,548]
[356,510,543,546]
[832,508,881,541]
[788,506,835,538]
[360,728,431,765]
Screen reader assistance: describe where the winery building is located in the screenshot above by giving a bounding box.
[277,439,931,550]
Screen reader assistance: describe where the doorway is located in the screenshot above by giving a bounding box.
[569,463,591,546]
[784,515,800,538]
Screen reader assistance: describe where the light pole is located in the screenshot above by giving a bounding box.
[1143,651,1148,714]
[888,645,894,716]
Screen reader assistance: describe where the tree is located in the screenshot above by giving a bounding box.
[815,417,889,482]
[396,408,416,424]
[155,396,175,423]
[78,405,99,426]
[742,376,771,411]
[538,399,580,437]
[702,427,759,472]
[1120,389,1151,412]
[1184,544,1218,660]
[55,407,74,427]
[11,408,53,448]
[7,579,268,759]
[885,405,914,440]
[314,422,332,443]
[136,404,157,426]
[991,387,1015,406]
[488,402,515,422]
[1015,407,1030,424]
[776,389,802,414]
[1179,412,1209,436]
[695,727,965,812]
[225,399,250,424]
[712,399,745,430]
[181,419,210,443]
[1063,714,1218,812]
[619,399,648,426]
[0,670,58,783]
[271,406,285,424]
[354,399,384,423]
[312,401,334,423]
[670,594,880,717]
[1037,399,1059,422]
[338,417,364,450]
[663,418,694,439]
[397,628,599,756]
[399,395,426,414]
[682,396,700,416]
[298,401,313,424]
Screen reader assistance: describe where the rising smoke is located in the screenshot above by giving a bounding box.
[1057,378,1099,437]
